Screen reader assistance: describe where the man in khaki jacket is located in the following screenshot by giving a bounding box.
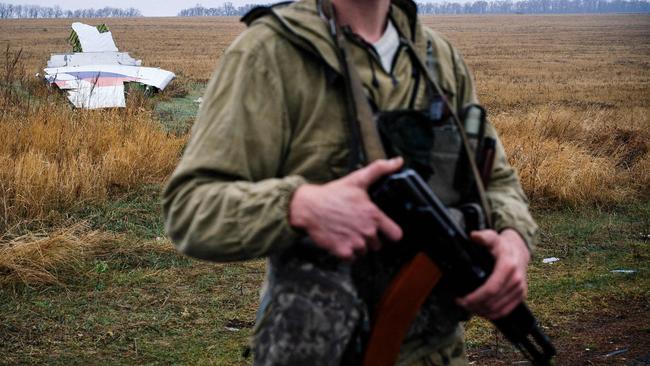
[163,0,537,364]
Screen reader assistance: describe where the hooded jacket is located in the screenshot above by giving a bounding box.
[162,0,537,363]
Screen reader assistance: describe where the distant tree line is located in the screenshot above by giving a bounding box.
[417,0,650,13]
[0,3,142,19]
[178,2,258,16]
[177,0,649,16]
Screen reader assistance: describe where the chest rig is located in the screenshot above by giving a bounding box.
[247,2,495,365]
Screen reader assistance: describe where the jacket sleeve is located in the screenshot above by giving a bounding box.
[162,39,306,262]
[450,45,538,251]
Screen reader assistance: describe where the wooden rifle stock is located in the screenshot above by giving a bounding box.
[362,253,442,366]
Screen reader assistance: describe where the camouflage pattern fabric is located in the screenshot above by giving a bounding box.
[253,252,363,366]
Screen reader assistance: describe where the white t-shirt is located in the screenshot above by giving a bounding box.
[372,20,400,73]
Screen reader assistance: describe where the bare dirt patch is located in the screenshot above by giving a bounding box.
[468,296,650,365]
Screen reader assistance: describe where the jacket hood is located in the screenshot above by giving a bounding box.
[243,0,424,75]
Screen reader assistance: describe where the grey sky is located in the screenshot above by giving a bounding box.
[3,0,257,16]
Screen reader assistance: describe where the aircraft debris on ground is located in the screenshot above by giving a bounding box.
[44,22,175,109]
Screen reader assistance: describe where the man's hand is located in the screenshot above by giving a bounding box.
[456,229,530,320]
[289,158,404,261]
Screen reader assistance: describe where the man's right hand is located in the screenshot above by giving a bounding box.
[289,158,404,260]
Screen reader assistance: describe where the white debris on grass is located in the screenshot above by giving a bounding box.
[542,257,560,264]
[44,22,175,109]
[610,269,636,274]
[605,348,628,357]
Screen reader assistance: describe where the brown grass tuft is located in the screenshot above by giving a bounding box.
[0,222,118,286]
[0,221,177,286]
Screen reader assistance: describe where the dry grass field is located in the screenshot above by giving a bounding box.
[0,14,649,366]
[2,15,647,208]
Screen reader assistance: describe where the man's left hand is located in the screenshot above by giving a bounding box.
[456,229,530,320]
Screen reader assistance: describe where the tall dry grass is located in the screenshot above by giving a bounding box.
[494,106,649,206]
[0,83,185,232]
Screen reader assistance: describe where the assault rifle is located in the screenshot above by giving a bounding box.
[364,169,556,366]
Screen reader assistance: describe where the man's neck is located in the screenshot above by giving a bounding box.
[331,0,392,43]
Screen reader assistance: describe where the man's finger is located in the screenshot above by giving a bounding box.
[470,230,500,251]
[457,258,511,308]
[484,287,524,319]
[477,274,522,315]
[334,246,355,261]
[478,275,520,311]
[376,210,403,242]
[346,158,403,188]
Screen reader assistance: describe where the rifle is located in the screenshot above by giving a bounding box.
[363,169,556,366]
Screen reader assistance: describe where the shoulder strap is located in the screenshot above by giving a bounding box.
[322,0,387,168]
[402,37,492,226]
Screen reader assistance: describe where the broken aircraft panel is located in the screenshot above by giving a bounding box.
[44,22,175,109]
[47,52,142,68]
[69,22,118,53]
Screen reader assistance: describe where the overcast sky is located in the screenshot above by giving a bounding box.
[3,0,258,16]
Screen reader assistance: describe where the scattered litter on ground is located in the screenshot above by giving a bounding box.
[605,348,628,357]
[225,327,240,332]
[610,269,636,274]
[44,22,175,109]
[542,257,560,264]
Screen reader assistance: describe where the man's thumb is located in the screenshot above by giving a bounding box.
[347,157,403,188]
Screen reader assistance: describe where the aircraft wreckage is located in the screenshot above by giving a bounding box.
[44,22,175,109]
